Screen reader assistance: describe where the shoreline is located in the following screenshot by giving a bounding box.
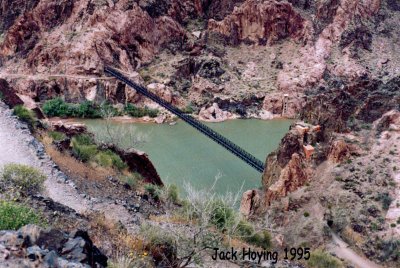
[48,114,294,125]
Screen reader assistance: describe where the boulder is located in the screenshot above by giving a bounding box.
[0,225,107,268]
[51,121,88,137]
[0,79,24,107]
[106,145,163,186]
[240,189,261,217]
[328,139,355,163]
[198,103,233,122]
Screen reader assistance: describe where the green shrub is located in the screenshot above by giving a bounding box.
[1,164,46,194]
[120,173,142,189]
[71,135,98,162]
[43,98,72,117]
[73,101,101,118]
[72,144,97,162]
[73,134,95,145]
[376,192,393,210]
[48,131,66,141]
[13,105,36,126]
[246,230,272,250]
[304,211,310,217]
[235,220,272,249]
[167,184,179,203]
[181,104,194,114]
[209,199,235,230]
[308,250,343,268]
[94,150,127,170]
[0,91,3,100]
[124,104,159,118]
[144,184,162,201]
[0,201,43,230]
[43,98,101,118]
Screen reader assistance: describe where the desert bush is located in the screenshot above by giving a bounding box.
[245,230,272,249]
[43,98,102,118]
[72,101,101,118]
[209,199,235,230]
[144,184,162,201]
[13,105,36,126]
[124,104,159,118]
[378,239,400,262]
[42,98,72,117]
[48,131,66,141]
[376,192,393,210]
[119,173,142,189]
[307,250,343,268]
[166,184,179,204]
[94,150,127,170]
[72,135,98,162]
[234,220,272,249]
[1,164,46,194]
[0,201,43,230]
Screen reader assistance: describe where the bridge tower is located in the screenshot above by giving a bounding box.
[282,94,289,117]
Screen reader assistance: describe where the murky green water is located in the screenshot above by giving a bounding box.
[81,119,291,195]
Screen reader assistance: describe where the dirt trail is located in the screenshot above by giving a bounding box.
[329,232,382,268]
[0,102,90,213]
[0,73,114,80]
[0,102,137,232]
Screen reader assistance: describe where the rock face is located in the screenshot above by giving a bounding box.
[262,122,322,206]
[264,153,310,206]
[301,75,400,133]
[0,79,24,107]
[240,189,261,217]
[106,145,163,186]
[208,0,312,45]
[327,139,355,163]
[0,224,107,268]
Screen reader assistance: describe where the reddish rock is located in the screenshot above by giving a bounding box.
[51,121,88,137]
[108,145,163,186]
[303,145,315,160]
[265,153,309,206]
[0,79,24,107]
[240,189,261,217]
[208,0,312,45]
[327,139,355,163]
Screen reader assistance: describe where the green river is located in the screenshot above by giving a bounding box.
[81,119,292,195]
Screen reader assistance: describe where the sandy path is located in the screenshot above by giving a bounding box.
[386,172,400,236]
[0,102,90,213]
[329,232,382,268]
[0,102,139,232]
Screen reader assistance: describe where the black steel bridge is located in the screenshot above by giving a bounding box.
[104,66,265,173]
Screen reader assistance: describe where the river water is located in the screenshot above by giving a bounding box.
[81,119,292,195]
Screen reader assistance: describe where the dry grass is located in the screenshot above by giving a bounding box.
[342,226,364,246]
[87,213,146,257]
[42,134,117,182]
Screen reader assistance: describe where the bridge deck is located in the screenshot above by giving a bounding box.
[104,66,265,173]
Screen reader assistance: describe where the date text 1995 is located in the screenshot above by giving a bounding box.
[284,247,311,260]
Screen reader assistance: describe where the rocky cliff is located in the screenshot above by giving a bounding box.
[0,0,398,118]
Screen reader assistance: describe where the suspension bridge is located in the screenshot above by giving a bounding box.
[104,66,265,173]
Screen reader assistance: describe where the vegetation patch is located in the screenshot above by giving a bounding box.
[1,163,46,195]
[0,200,44,230]
[13,105,36,126]
[94,150,127,170]
[307,250,343,268]
[48,131,67,141]
[42,98,102,118]
[71,135,98,162]
[124,103,159,118]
